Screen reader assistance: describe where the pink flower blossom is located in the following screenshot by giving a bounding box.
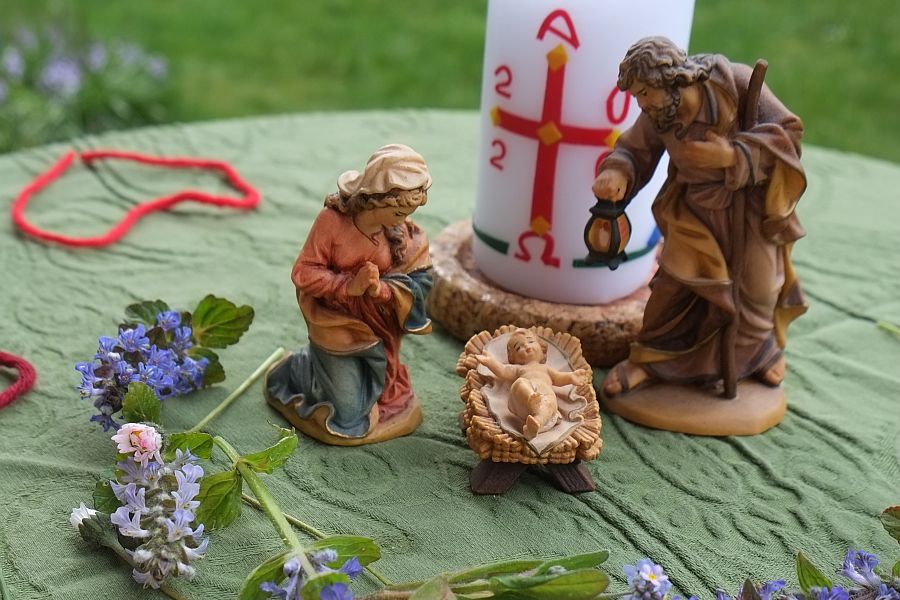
[112,423,162,465]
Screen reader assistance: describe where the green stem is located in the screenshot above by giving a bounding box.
[107,540,191,600]
[189,347,286,433]
[876,320,900,338]
[241,493,326,539]
[213,436,318,579]
[239,493,395,588]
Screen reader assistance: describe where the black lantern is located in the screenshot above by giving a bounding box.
[583,196,632,270]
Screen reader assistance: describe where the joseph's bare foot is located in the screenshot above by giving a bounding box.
[602,360,650,397]
[523,415,540,440]
[757,355,786,387]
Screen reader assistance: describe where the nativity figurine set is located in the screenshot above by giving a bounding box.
[264,36,807,494]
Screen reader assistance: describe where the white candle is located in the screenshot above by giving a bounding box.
[473,0,695,304]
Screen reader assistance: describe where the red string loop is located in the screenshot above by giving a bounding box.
[0,352,37,409]
[10,149,261,247]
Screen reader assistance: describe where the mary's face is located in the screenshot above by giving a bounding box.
[366,205,417,228]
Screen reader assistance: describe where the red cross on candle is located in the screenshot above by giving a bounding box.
[491,30,620,268]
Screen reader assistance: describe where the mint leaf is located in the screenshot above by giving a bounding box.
[187,346,225,386]
[240,429,298,474]
[196,469,242,530]
[165,432,214,460]
[191,295,254,348]
[797,552,832,593]
[121,382,161,424]
[93,480,122,513]
[125,300,170,326]
[308,535,381,567]
[881,506,900,543]
[238,550,292,600]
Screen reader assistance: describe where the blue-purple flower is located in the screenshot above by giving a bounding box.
[39,55,82,99]
[77,310,207,429]
[86,42,107,72]
[623,558,672,600]
[841,549,882,588]
[156,311,181,332]
[875,584,900,600]
[2,46,25,80]
[815,586,849,600]
[260,550,360,600]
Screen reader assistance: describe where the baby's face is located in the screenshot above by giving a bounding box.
[507,332,544,364]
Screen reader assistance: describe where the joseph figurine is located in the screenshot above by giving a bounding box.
[593,37,807,398]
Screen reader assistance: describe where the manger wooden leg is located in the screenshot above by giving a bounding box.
[541,461,596,493]
[470,460,529,495]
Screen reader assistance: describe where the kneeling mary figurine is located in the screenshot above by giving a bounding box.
[266,144,433,445]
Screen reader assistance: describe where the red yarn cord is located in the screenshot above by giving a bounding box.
[11,149,261,247]
[0,352,37,409]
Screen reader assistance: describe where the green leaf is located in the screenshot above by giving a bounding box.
[165,432,214,460]
[491,568,609,599]
[238,550,292,600]
[125,299,170,326]
[93,480,122,513]
[301,572,351,600]
[411,576,457,600]
[448,559,543,584]
[534,551,610,575]
[797,552,832,593]
[892,559,900,577]
[196,469,242,530]
[308,535,382,567]
[191,295,254,348]
[240,430,298,474]
[121,382,161,424]
[187,346,225,386]
[881,506,900,543]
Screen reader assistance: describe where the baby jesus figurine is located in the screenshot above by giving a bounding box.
[475,328,591,440]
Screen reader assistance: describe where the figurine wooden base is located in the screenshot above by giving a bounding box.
[428,220,650,367]
[470,459,595,495]
[266,385,423,446]
[601,380,786,436]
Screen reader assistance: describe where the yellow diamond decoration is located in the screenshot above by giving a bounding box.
[546,44,568,72]
[537,121,563,146]
[490,106,502,126]
[604,128,621,148]
[531,216,551,236]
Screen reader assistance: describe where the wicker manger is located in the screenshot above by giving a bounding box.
[456,325,603,466]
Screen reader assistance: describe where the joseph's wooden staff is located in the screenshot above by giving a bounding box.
[722,59,768,399]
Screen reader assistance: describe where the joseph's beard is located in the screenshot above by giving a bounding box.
[644,88,682,132]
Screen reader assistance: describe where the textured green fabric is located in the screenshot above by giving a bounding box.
[0,111,898,600]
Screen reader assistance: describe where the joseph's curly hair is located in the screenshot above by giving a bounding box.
[617,36,715,91]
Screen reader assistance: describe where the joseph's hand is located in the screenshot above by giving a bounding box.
[681,131,737,169]
[592,168,628,201]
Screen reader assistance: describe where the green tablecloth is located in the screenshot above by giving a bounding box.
[0,110,898,599]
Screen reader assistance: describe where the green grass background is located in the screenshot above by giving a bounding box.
[4,0,899,162]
